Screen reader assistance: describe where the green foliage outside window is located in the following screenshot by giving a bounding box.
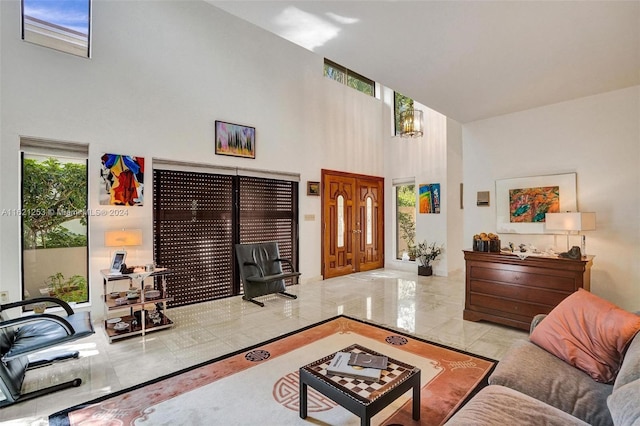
[394,92,414,135]
[397,184,416,207]
[45,272,87,303]
[22,157,87,249]
[396,184,416,259]
[22,154,88,305]
[347,75,374,96]
[324,62,345,84]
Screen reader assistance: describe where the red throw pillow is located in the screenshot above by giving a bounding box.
[530,288,640,383]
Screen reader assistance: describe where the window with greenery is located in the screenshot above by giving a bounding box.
[324,59,375,96]
[22,0,91,58]
[396,183,416,260]
[21,151,89,305]
[394,92,414,136]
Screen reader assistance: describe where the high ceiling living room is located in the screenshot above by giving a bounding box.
[0,0,638,424]
[2,0,637,307]
[212,1,639,124]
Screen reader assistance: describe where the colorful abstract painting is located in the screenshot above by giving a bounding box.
[100,154,144,206]
[215,121,255,158]
[508,186,559,223]
[419,183,441,214]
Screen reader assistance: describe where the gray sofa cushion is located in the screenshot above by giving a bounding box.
[489,340,613,426]
[614,332,640,390]
[445,385,589,425]
[608,379,640,426]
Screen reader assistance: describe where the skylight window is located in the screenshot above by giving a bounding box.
[22,0,91,58]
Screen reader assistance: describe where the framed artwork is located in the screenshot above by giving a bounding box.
[307,181,320,196]
[215,120,255,158]
[496,172,577,234]
[100,154,144,206]
[419,183,441,214]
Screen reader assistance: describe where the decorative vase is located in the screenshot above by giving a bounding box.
[418,265,433,276]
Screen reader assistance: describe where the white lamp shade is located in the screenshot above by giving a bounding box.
[105,229,143,247]
[545,212,596,232]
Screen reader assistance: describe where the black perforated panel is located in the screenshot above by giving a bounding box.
[153,170,298,307]
[239,176,298,284]
[154,170,234,307]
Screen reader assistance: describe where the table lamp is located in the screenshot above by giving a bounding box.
[544,212,596,254]
[105,229,142,259]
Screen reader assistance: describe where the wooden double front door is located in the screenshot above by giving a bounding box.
[322,170,384,279]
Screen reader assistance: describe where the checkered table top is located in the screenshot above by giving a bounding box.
[301,344,420,404]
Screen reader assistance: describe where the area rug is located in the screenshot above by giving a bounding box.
[50,315,496,426]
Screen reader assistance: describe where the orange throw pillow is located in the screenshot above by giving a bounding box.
[530,288,640,383]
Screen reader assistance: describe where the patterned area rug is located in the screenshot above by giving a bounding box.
[49,316,496,425]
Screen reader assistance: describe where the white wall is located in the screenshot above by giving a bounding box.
[383,91,451,276]
[463,87,640,310]
[446,118,464,273]
[0,0,386,318]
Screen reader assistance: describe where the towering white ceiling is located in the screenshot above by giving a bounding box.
[209,1,640,123]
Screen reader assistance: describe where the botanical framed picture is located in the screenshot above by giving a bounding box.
[307,181,320,196]
[419,183,441,213]
[100,153,144,206]
[215,120,255,159]
[496,172,577,234]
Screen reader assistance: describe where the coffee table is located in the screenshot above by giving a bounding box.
[299,344,421,426]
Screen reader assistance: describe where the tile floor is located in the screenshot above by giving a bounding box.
[0,268,528,425]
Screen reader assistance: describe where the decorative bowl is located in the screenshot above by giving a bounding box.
[113,321,129,331]
[144,290,160,299]
[106,317,121,328]
[109,292,120,299]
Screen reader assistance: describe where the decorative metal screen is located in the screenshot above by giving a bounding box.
[154,170,298,307]
[154,170,234,307]
[239,176,299,286]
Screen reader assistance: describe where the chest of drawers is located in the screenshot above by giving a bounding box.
[463,250,593,330]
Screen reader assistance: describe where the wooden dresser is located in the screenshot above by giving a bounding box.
[463,250,593,330]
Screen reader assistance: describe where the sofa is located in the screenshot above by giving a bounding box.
[446,291,640,426]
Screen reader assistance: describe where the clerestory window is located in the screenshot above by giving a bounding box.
[324,59,375,97]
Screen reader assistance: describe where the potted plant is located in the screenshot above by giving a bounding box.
[414,241,443,276]
[45,272,87,303]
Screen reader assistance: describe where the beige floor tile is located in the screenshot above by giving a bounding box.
[0,268,528,424]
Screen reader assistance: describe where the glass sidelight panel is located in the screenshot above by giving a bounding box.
[366,197,372,245]
[337,195,345,247]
